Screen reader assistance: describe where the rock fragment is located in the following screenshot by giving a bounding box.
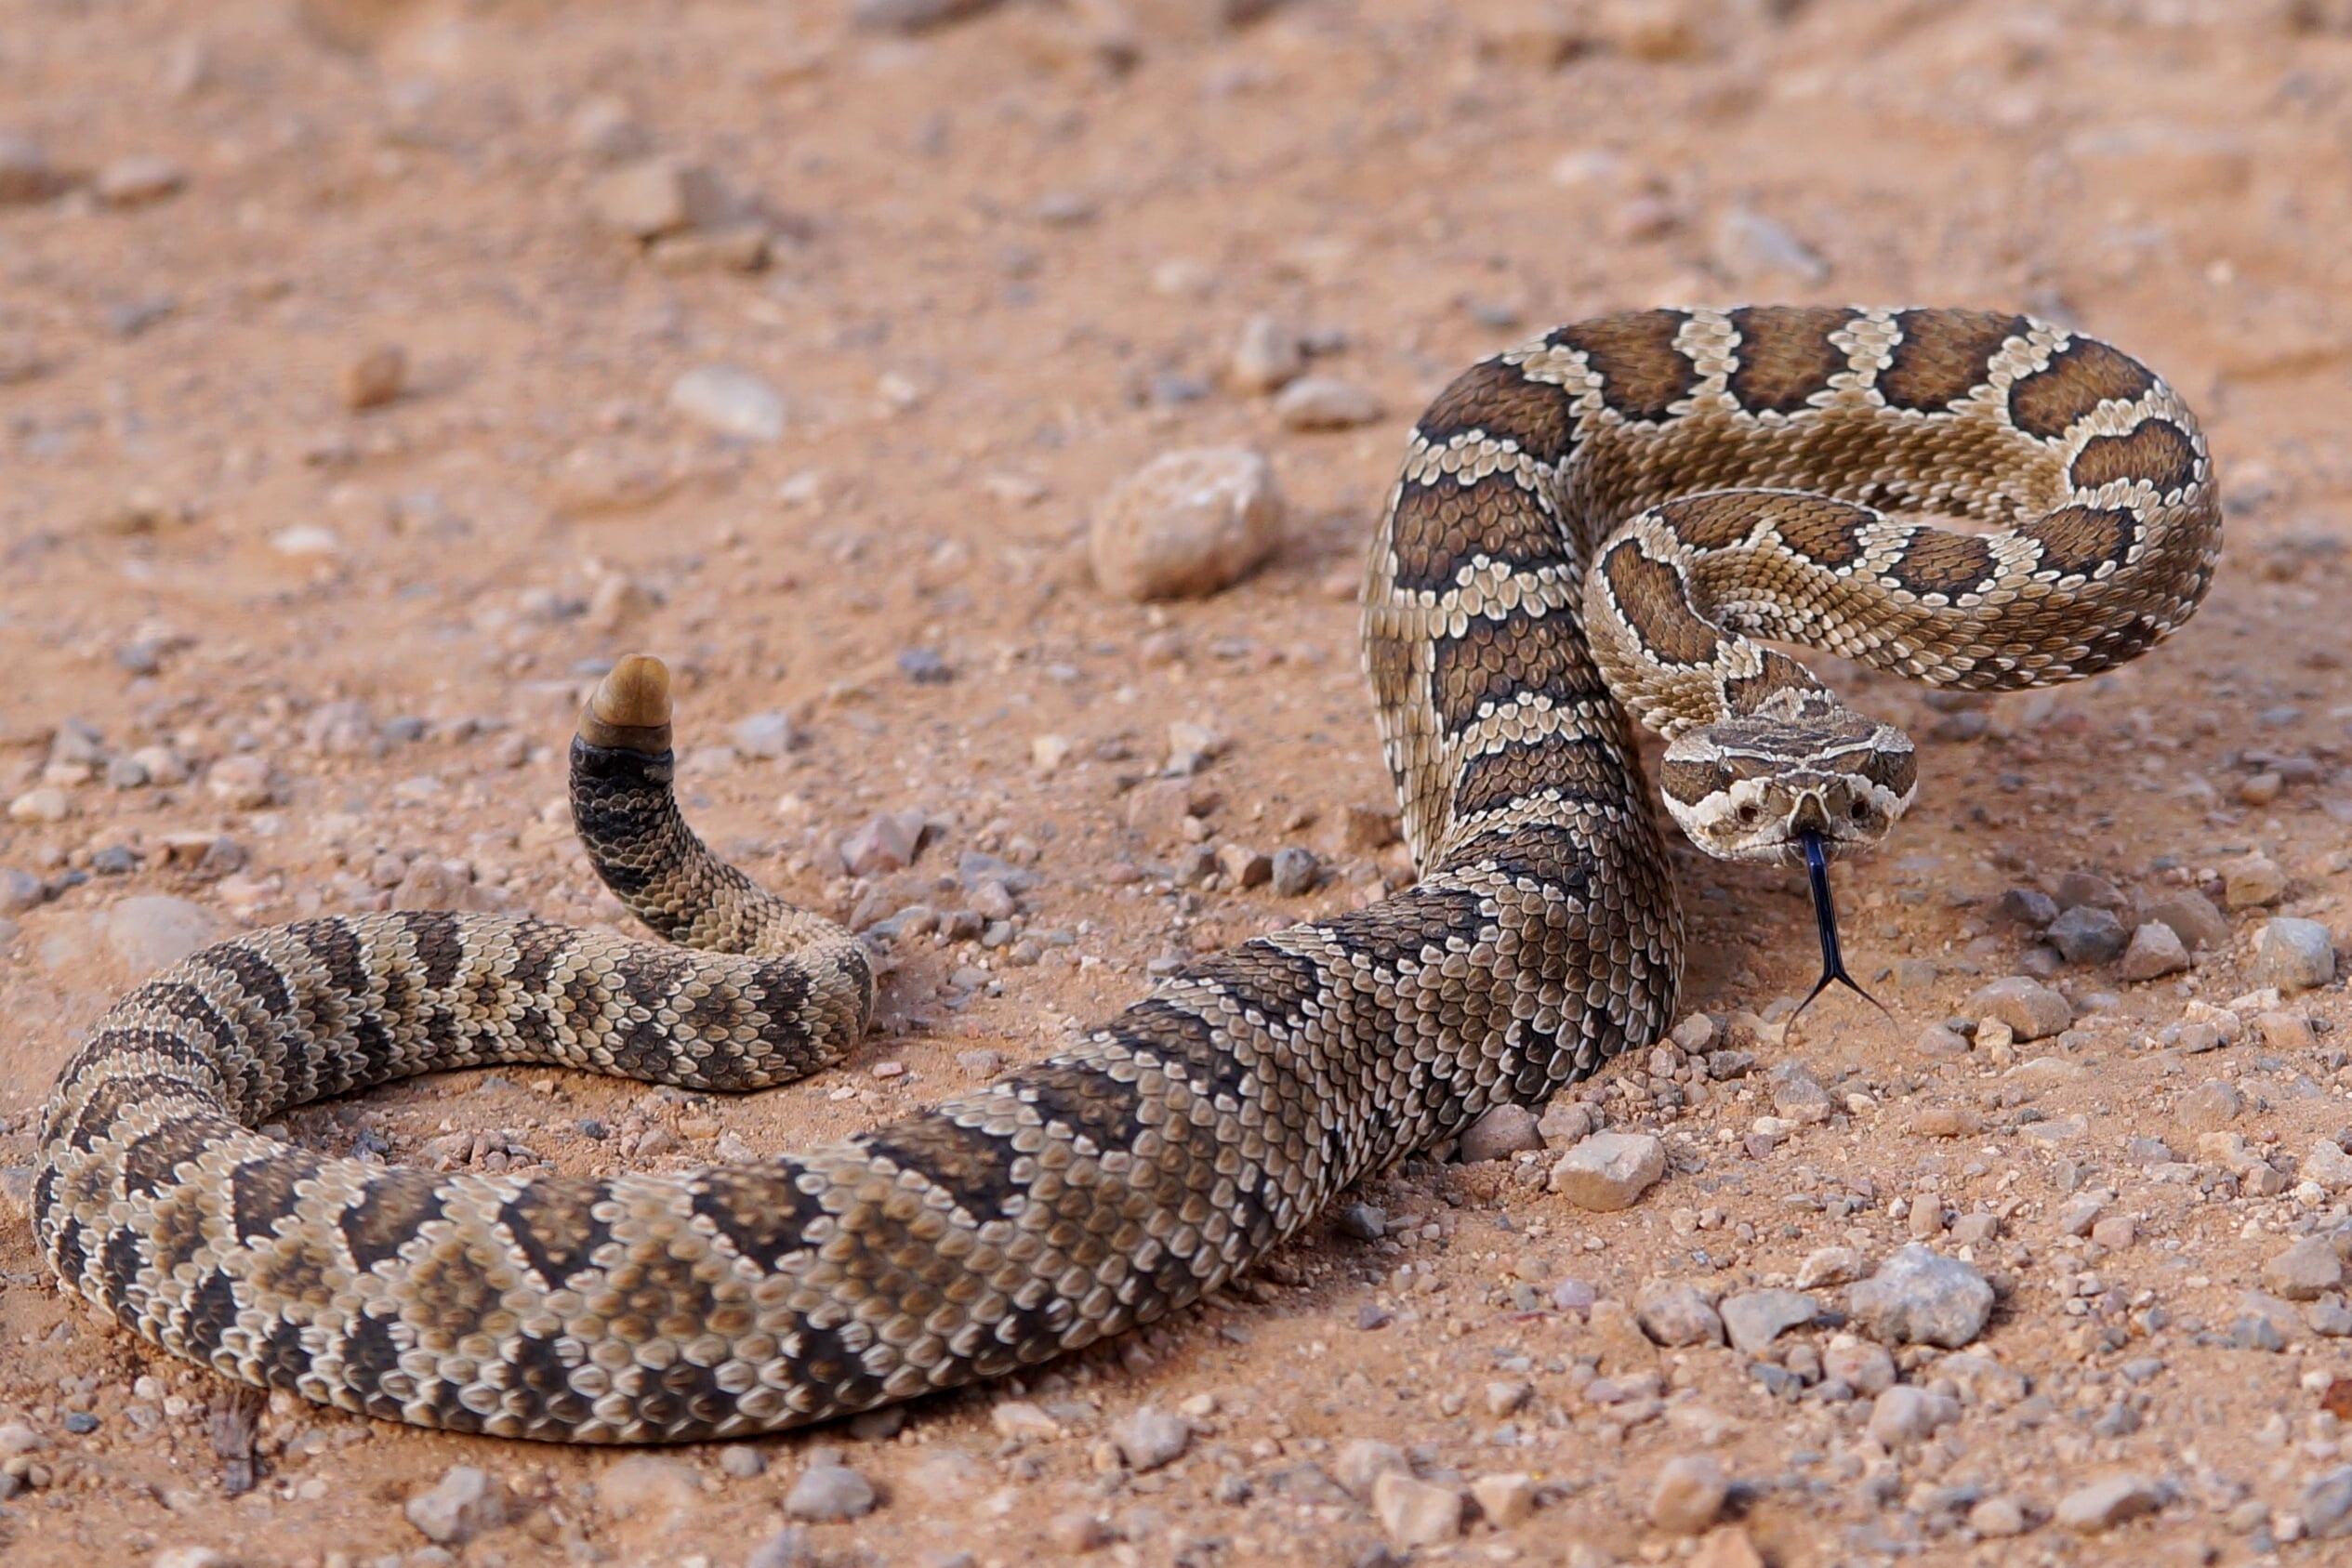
[2118,920,2190,981]
[405,1466,505,1545]
[340,345,407,411]
[784,1461,877,1522]
[1962,977,2071,1041]
[2253,917,2334,991]
[1459,1104,1543,1163]
[1547,1131,1665,1211]
[2047,904,2126,964]
[95,154,187,206]
[2264,1235,2343,1301]
[2054,1473,2163,1533]
[1634,1282,1724,1347]
[1867,1386,1959,1448]
[668,365,785,442]
[1108,1407,1190,1471]
[1648,1455,1728,1535]
[591,158,729,239]
[1089,447,1283,601]
[1227,313,1303,392]
[1846,1245,1992,1349]
[1274,376,1383,430]
[1372,1471,1462,1548]
[2146,890,2229,951]
[1719,1289,1819,1355]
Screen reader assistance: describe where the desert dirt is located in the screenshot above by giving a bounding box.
[5,0,2352,1564]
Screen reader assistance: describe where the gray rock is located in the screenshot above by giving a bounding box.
[2263,1235,2343,1301]
[784,1462,876,1522]
[719,1444,768,1479]
[1537,1099,1594,1145]
[853,0,998,31]
[1228,313,1303,393]
[2253,917,2335,992]
[746,1527,814,1568]
[2118,921,2190,981]
[106,896,231,976]
[1459,1104,1543,1163]
[1336,1203,1385,1241]
[0,867,41,915]
[1962,977,2071,1041]
[2055,1473,2163,1533]
[1847,1245,1993,1349]
[2175,1079,2241,1131]
[1547,1131,1665,1211]
[1719,1289,1819,1355]
[668,365,784,442]
[1867,1385,1959,1448]
[1371,1471,1462,1548]
[1634,1282,1724,1348]
[1715,205,1828,283]
[2304,1465,2352,1539]
[2048,905,2127,964]
[404,1466,504,1545]
[1274,376,1383,431]
[1334,1438,1411,1500]
[595,1455,698,1520]
[1768,1060,1833,1123]
[1090,448,1283,602]
[841,810,927,876]
[1647,1454,1728,1535]
[2147,890,2230,951]
[732,712,796,759]
[1991,887,2057,928]
[590,158,729,238]
[1270,846,1319,896]
[1110,1407,1190,1471]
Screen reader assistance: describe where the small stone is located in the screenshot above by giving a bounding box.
[1333,804,1402,852]
[1823,1337,1896,1394]
[1648,1454,1728,1535]
[2253,917,2335,992]
[668,364,785,442]
[2304,1466,2352,1539]
[1228,313,1303,392]
[784,1462,876,1522]
[1767,1060,1833,1123]
[1270,846,1319,896]
[733,712,796,759]
[2118,920,2191,981]
[2223,853,2287,909]
[1715,205,1828,283]
[841,810,927,876]
[1372,1472,1461,1549]
[205,754,280,808]
[1992,887,2059,928]
[95,154,187,206]
[404,1466,505,1545]
[1214,842,1272,889]
[0,135,59,204]
[2264,1236,2344,1301]
[590,158,729,239]
[1635,1281,1724,1347]
[1485,1380,1531,1417]
[1687,1526,1766,1568]
[2142,893,2228,958]
[1538,1099,1594,1145]
[990,1401,1062,1442]
[2306,1140,2352,1191]
[150,1550,231,1568]
[1090,447,1283,601]
[1471,1471,1536,1528]
[1548,1131,1666,1211]
[0,867,40,915]
[340,345,407,411]
[1274,376,1383,430]
[1334,1439,1411,1500]
[2091,1215,2136,1249]
[1908,1106,1982,1139]
[1847,1245,1993,1349]
[7,786,71,824]
[2257,1010,2318,1052]
[2175,1079,2241,1132]
[107,896,231,975]
[1718,1289,1818,1355]
[1109,1407,1189,1471]
[2055,1473,2164,1533]
[596,1455,698,1521]
[392,861,498,914]
[1337,1202,1386,1241]
[568,97,650,161]
[1962,977,2072,1041]
[1046,1511,1114,1553]
[1913,1022,1971,1058]
[1459,1104,1544,1163]
[719,1445,768,1479]
[1969,1496,2029,1537]
[746,1528,813,1568]
[1867,1385,1960,1448]
[1796,1246,1865,1290]
[2047,905,2127,965]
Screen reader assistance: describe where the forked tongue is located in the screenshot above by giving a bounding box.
[1791,828,1892,1022]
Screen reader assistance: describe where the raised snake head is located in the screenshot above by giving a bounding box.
[1655,687,1918,866]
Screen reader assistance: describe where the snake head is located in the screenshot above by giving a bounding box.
[1657,690,1917,865]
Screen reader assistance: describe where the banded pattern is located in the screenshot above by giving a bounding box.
[37,308,2214,1442]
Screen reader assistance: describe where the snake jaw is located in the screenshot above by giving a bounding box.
[578,653,674,755]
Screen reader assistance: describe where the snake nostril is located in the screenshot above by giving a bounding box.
[1850,799,1870,823]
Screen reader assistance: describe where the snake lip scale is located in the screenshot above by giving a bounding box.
[35,307,2216,1443]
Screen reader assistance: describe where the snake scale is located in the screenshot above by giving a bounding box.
[35,308,2216,1443]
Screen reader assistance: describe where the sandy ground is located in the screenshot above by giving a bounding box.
[7,0,2352,1563]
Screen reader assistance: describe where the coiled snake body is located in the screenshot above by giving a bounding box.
[36,309,2216,1442]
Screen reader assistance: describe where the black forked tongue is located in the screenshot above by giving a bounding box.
[1791,829,1893,1023]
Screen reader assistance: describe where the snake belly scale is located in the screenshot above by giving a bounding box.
[34,308,2216,1442]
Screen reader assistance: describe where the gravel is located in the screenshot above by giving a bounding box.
[0,867,42,915]
[1228,313,1303,392]
[2304,1466,2352,1539]
[1547,1130,1665,1211]
[2054,1473,2164,1533]
[1846,1245,1993,1348]
[105,896,231,975]
[1718,1289,1819,1355]
[1962,976,2072,1041]
[1274,376,1383,430]
[1089,447,1284,601]
[2118,920,2190,980]
[784,1461,877,1521]
[1648,1454,1728,1535]
[1372,1472,1461,1548]
[1866,1385,1960,1447]
[1458,1104,1543,1163]
[2263,1235,2344,1300]
[1270,846,1319,896]
[404,1466,504,1545]
[2253,916,2335,991]
[667,364,785,442]
[1634,1281,1724,1347]
[1108,1406,1190,1471]
[2047,903,2127,964]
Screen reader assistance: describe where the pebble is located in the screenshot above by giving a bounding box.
[746,1527,813,1568]
[719,1445,768,1479]
[1962,977,2071,1041]
[732,712,796,759]
[2306,1140,2352,1191]
[1908,1106,1982,1139]
[340,345,407,412]
[2054,1473,2164,1533]
[2264,1236,2344,1301]
[0,867,42,914]
[1648,1454,1729,1535]
[107,896,231,975]
[595,1455,698,1521]
[990,1401,1062,1442]
[1337,1202,1386,1241]
[1046,1510,1113,1552]
[1768,1060,1833,1123]
[1719,1289,1819,1355]
[1228,313,1303,392]
[2147,890,2230,951]
[2304,1466,2352,1540]
[668,364,785,442]
[2118,920,2190,981]
[1687,1526,1767,1568]
[1992,887,2057,928]
[2175,1079,2241,1131]
[1273,376,1383,430]
[1969,1496,2030,1537]
[1796,1246,1865,1290]
[1334,1438,1411,1499]
[1459,1104,1544,1162]
[1547,1130,1665,1211]
[1823,1337,1896,1395]
[1089,447,1284,601]
[2253,917,2335,991]
[1471,1471,1535,1528]
[1270,846,1319,896]
[2047,904,2126,964]
[1538,1099,1595,1145]
[95,153,187,206]
[0,135,58,204]
[1635,1281,1724,1347]
[2223,853,2287,909]
[591,157,728,238]
[205,754,280,809]
[841,810,927,876]
[1867,1385,1960,1448]
[1846,1245,1993,1349]
[150,1550,230,1568]
[784,1461,876,1522]
[1715,205,1829,283]
[1371,1472,1462,1548]
[1109,1407,1189,1471]
[404,1466,505,1545]
[7,786,71,824]
[1913,1022,1970,1057]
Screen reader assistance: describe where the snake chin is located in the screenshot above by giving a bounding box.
[1658,696,1918,865]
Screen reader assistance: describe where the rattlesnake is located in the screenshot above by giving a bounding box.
[35,308,2216,1443]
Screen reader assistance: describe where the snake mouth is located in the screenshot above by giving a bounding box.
[1791,828,1891,1023]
